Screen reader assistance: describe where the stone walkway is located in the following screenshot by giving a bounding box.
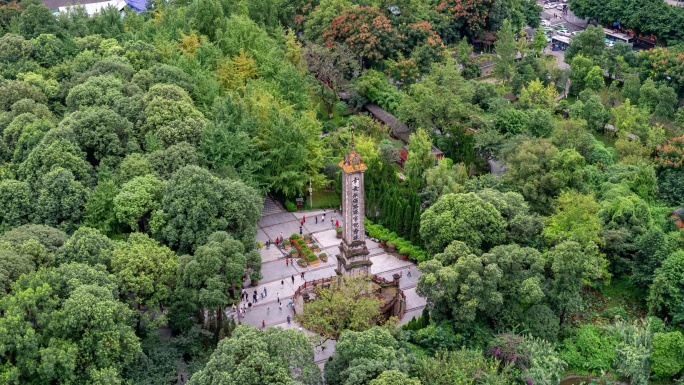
[238,196,427,365]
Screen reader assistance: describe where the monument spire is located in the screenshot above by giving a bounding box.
[336,138,371,283]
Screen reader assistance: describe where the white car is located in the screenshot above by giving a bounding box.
[541,20,551,26]
[544,3,557,8]
[556,4,564,9]
[556,30,571,37]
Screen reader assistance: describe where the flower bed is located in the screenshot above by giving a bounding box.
[291,233,320,264]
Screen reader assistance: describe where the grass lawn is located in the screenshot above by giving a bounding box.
[309,188,340,210]
[573,275,647,326]
[592,131,617,148]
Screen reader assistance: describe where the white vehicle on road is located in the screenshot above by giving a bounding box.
[544,3,557,8]
[541,20,551,26]
[556,30,571,37]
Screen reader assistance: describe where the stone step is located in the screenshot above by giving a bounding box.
[262,196,285,216]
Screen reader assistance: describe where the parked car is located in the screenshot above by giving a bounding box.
[542,26,554,32]
[544,3,557,8]
[556,30,571,37]
[541,20,551,26]
[556,4,564,9]
[554,25,568,30]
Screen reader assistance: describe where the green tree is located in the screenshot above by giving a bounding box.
[325,327,411,385]
[148,142,199,180]
[0,179,32,232]
[17,131,93,188]
[543,191,602,248]
[111,233,177,331]
[609,319,652,385]
[631,228,680,290]
[113,174,163,232]
[193,0,224,40]
[0,263,140,384]
[404,128,433,188]
[0,246,34,296]
[649,250,684,322]
[65,75,125,111]
[0,223,66,254]
[493,19,517,83]
[56,227,114,268]
[159,165,261,253]
[18,4,59,39]
[584,65,604,91]
[546,241,605,326]
[176,231,246,337]
[34,168,88,233]
[303,0,353,42]
[532,27,547,55]
[638,77,658,113]
[84,179,125,237]
[188,325,321,385]
[564,25,605,65]
[60,107,134,166]
[654,84,677,120]
[650,331,684,380]
[296,276,382,339]
[414,349,514,385]
[570,91,609,131]
[504,139,585,214]
[569,55,593,96]
[368,370,420,385]
[622,73,640,103]
[418,241,503,328]
[420,192,506,255]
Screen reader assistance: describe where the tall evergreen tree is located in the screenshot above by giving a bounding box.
[411,202,421,244]
[396,202,405,237]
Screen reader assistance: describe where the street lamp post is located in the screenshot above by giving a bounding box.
[309,179,313,209]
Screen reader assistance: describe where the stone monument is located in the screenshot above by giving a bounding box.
[336,134,372,284]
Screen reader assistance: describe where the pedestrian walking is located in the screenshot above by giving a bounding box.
[262,320,265,329]
[280,232,284,242]
[277,293,280,303]
[301,272,305,280]
[275,236,279,245]
[315,216,318,224]
[264,287,267,296]
[330,217,334,227]
[407,267,412,277]
[299,226,303,235]
[281,279,284,287]
[335,219,339,228]
[267,307,270,314]
[303,215,306,223]
[286,258,289,267]
[248,302,252,311]
[291,275,295,284]
[279,303,282,312]
[287,315,291,324]
[323,209,326,219]
[288,299,293,307]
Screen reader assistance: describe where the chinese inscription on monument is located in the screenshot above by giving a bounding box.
[337,133,371,280]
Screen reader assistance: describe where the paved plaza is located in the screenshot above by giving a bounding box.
[236,197,426,364]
